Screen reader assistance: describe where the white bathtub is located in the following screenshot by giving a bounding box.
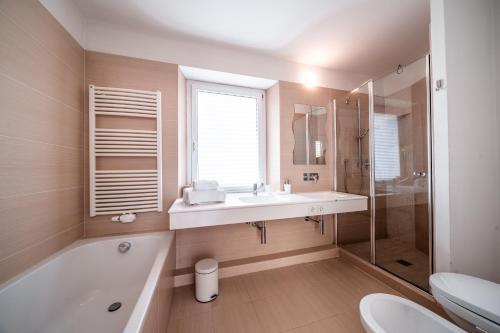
[0,231,175,333]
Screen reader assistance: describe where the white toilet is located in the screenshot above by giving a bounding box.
[430,273,500,333]
[359,293,464,333]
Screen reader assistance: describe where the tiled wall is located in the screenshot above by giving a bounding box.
[83,51,180,237]
[278,81,336,191]
[0,0,84,283]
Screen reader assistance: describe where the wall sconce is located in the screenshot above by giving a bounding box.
[302,71,317,88]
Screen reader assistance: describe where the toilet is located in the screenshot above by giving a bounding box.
[430,273,500,333]
[359,293,464,333]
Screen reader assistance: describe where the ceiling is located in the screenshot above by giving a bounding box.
[73,0,429,77]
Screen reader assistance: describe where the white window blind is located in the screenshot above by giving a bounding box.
[190,81,265,191]
[374,113,401,181]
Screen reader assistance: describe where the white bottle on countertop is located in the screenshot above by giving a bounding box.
[283,179,291,194]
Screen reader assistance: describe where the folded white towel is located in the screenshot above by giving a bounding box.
[193,180,219,191]
[183,187,226,205]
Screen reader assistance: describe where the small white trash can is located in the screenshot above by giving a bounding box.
[195,258,218,302]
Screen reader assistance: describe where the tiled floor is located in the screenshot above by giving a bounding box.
[167,258,400,333]
[342,237,430,290]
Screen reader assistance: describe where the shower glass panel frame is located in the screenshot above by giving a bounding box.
[336,54,433,292]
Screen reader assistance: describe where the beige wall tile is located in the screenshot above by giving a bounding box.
[0,0,84,283]
[0,11,83,110]
[0,74,83,148]
[0,224,82,283]
[278,81,337,193]
[0,0,83,73]
[175,217,333,269]
[0,187,83,259]
[0,136,83,197]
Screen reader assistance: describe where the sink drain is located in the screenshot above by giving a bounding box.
[108,302,122,312]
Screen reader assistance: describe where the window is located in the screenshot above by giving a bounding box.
[188,81,265,191]
[374,113,401,181]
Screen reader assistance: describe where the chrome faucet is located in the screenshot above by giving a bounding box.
[252,182,264,196]
[118,241,131,253]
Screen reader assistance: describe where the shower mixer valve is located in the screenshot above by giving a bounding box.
[303,173,319,183]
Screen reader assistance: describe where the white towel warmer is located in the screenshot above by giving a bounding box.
[89,85,162,216]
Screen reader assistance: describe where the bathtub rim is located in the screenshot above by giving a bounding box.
[0,231,174,333]
[124,231,174,333]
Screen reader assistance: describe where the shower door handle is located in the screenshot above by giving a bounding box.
[413,171,426,177]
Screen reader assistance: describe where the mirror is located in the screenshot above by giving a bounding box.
[293,104,327,164]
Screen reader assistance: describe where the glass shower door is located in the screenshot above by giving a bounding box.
[372,56,432,290]
[336,83,372,262]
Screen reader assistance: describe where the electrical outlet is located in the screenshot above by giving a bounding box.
[307,205,324,215]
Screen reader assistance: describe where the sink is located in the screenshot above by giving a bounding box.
[299,192,348,200]
[238,194,292,204]
[168,191,368,230]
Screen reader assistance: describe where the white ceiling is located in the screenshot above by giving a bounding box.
[73,0,429,77]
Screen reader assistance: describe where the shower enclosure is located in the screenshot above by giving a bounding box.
[336,55,432,291]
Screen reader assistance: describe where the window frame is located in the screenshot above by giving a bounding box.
[187,80,266,192]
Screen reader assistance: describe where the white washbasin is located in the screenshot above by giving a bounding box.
[238,193,304,204]
[299,192,348,200]
[360,293,464,333]
[168,191,367,230]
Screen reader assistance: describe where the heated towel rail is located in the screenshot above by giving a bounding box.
[89,85,162,216]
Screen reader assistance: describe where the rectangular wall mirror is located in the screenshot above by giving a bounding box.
[293,104,327,165]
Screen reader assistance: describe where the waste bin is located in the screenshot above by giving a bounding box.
[195,258,218,302]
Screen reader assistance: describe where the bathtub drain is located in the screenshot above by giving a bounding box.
[108,302,122,312]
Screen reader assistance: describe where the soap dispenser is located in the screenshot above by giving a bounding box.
[284,179,291,194]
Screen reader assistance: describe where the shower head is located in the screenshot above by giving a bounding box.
[345,87,360,104]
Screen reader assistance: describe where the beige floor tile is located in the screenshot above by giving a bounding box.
[252,290,332,333]
[211,276,251,310]
[169,285,212,321]
[167,311,214,333]
[240,267,291,301]
[212,301,264,333]
[286,312,364,333]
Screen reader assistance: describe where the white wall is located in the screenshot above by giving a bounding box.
[430,0,452,275]
[39,1,369,91]
[39,0,86,46]
[431,0,500,282]
[496,0,500,282]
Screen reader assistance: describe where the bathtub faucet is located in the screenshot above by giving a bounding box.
[118,241,132,253]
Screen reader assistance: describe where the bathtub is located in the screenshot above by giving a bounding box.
[0,231,175,333]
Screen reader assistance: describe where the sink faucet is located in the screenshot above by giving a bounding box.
[252,182,264,196]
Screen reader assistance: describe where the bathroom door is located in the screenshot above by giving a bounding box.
[371,55,432,291]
